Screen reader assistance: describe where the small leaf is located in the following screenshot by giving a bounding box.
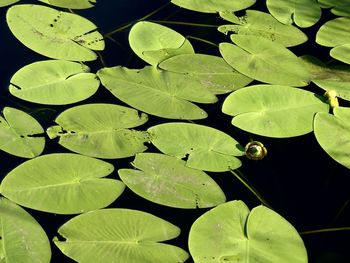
[54,208,189,263]
[316,17,350,47]
[38,0,96,9]
[171,0,256,13]
[0,0,20,7]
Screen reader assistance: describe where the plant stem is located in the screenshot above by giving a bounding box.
[332,199,349,224]
[300,227,350,235]
[148,20,219,28]
[186,36,218,47]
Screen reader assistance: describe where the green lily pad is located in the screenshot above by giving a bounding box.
[218,10,307,47]
[97,66,217,120]
[159,54,252,94]
[0,153,125,214]
[0,0,20,7]
[330,44,350,65]
[129,21,194,66]
[222,84,329,138]
[171,0,256,13]
[318,0,350,16]
[148,122,243,172]
[54,208,189,263]
[188,200,308,263]
[38,0,96,9]
[6,4,104,61]
[0,107,45,158]
[119,153,226,208]
[266,0,321,28]
[219,36,310,86]
[9,60,99,105]
[46,103,149,159]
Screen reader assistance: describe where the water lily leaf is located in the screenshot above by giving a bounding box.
[218,10,307,47]
[0,198,51,263]
[129,21,194,66]
[46,104,149,159]
[0,0,20,7]
[9,60,99,105]
[188,200,308,263]
[159,54,252,94]
[330,44,350,65]
[314,107,350,169]
[38,0,96,9]
[0,107,45,158]
[222,84,329,138]
[316,17,350,47]
[148,122,243,172]
[267,0,321,28]
[97,66,216,120]
[318,0,350,16]
[0,153,125,214]
[119,153,226,208]
[54,208,189,263]
[6,4,104,61]
[219,36,310,86]
[171,0,256,13]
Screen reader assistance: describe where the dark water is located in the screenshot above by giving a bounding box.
[0,1,350,262]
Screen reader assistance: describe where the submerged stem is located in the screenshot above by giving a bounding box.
[148,20,219,28]
[300,227,350,235]
[186,36,218,47]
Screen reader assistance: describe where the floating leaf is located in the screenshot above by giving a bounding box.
[46,104,149,159]
[0,107,45,158]
[317,0,350,16]
[188,200,308,262]
[314,107,350,169]
[222,84,329,138]
[267,0,321,28]
[129,21,194,66]
[54,208,189,263]
[159,54,252,94]
[218,10,307,47]
[0,153,125,214]
[119,153,226,208]
[330,44,350,65]
[0,0,20,7]
[97,66,217,120]
[171,0,255,13]
[148,122,243,172]
[6,4,104,61]
[220,36,310,86]
[9,60,99,105]
[38,0,96,9]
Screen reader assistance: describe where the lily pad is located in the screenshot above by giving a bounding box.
[38,0,96,9]
[159,54,252,94]
[218,10,307,47]
[97,66,217,120]
[0,153,125,214]
[9,60,100,105]
[6,4,104,61]
[0,0,20,7]
[0,107,45,158]
[222,84,329,138]
[219,36,310,86]
[54,208,189,263]
[129,21,194,66]
[188,200,308,263]
[46,103,149,159]
[148,122,243,172]
[266,0,321,28]
[318,0,350,16]
[171,0,256,13]
[118,153,226,208]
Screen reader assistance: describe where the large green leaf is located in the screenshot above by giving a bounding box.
[0,198,51,263]
[159,54,252,94]
[0,107,45,158]
[54,208,189,263]
[218,10,307,47]
[148,122,243,172]
[188,200,308,263]
[119,153,226,208]
[0,0,19,7]
[171,0,255,13]
[9,60,99,105]
[219,36,310,86]
[46,104,149,159]
[128,21,194,66]
[97,66,217,120]
[0,153,125,214]
[6,4,104,61]
[314,107,350,169]
[222,84,329,138]
[38,0,96,9]
[267,0,321,28]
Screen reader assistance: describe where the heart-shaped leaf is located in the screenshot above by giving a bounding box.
[171,0,256,13]
[38,0,96,9]
[317,0,350,16]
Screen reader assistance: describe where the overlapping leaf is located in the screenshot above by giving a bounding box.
[0,0,20,7]
[171,0,256,13]
[38,0,96,9]
[318,0,350,16]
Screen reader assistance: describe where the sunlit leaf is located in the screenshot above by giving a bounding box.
[171,0,256,13]
[0,0,20,7]
[0,153,125,214]
[54,208,189,263]
[148,122,243,172]
[119,153,226,208]
[330,44,350,65]
[6,4,104,61]
[46,103,149,159]
[0,107,45,158]
[317,0,350,16]
[316,17,350,47]
[222,84,329,138]
[38,0,96,9]
[189,200,308,263]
